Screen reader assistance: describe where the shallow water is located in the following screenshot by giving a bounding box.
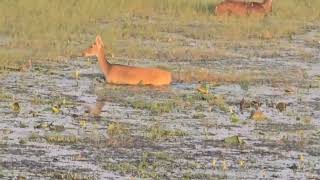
[0,29,320,179]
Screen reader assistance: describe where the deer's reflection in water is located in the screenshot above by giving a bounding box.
[84,97,106,118]
[84,83,173,118]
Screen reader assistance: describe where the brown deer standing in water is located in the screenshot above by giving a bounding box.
[82,36,172,86]
[215,0,273,16]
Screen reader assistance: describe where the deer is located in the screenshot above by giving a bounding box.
[215,0,273,16]
[82,36,172,86]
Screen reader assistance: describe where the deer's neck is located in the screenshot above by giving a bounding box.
[262,0,272,11]
[97,49,111,77]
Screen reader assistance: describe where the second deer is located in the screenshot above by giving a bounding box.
[215,0,273,16]
[82,36,172,86]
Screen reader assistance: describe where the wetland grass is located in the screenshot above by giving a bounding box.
[107,122,129,137]
[45,134,79,145]
[52,171,93,180]
[194,92,229,112]
[104,151,173,179]
[0,0,319,66]
[192,113,206,119]
[105,122,138,148]
[147,123,187,140]
[0,89,11,100]
[174,68,289,84]
[182,172,211,180]
[129,100,176,114]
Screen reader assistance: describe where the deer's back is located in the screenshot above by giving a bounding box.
[215,1,268,16]
[107,64,172,86]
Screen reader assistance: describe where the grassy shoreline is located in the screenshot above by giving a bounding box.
[0,0,319,65]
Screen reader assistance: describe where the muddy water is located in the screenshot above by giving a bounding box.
[1,31,320,179]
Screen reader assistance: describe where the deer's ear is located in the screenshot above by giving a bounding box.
[95,35,104,47]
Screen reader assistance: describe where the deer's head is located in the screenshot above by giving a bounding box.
[82,35,105,57]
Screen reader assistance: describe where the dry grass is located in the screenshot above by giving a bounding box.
[175,68,265,83]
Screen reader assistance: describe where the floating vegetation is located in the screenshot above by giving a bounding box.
[45,135,78,144]
[276,102,287,112]
[208,95,229,112]
[34,122,49,129]
[230,113,241,123]
[0,89,11,100]
[34,122,65,132]
[107,122,129,137]
[51,105,61,114]
[75,70,80,80]
[19,138,27,145]
[11,102,20,113]
[1,129,13,135]
[192,113,206,119]
[79,120,87,129]
[197,83,209,94]
[240,98,250,112]
[19,122,28,128]
[239,80,250,92]
[52,171,93,180]
[182,171,211,179]
[16,176,26,180]
[48,124,65,132]
[224,135,245,145]
[147,124,187,140]
[239,159,246,169]
[186,91,229,112]
[104,152,173,179]
[29,110,39,117]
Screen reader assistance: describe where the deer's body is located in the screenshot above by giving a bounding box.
[83,36,172,86]
[102,63,172,85]
[215,0,273,16]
